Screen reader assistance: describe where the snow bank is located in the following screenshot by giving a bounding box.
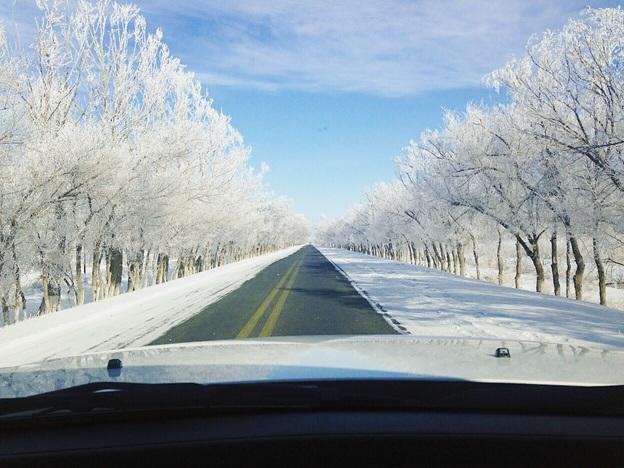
[0,246,303,368]
[319,247,624,350]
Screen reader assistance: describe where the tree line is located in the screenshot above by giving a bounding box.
[0,1,308,324]
[317,8,624,307]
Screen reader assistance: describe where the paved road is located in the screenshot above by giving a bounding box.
[151,245,396,344]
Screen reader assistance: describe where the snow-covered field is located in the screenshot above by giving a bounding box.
[319,247,624,350]
[461,237,624,312]
[0,246,302,368]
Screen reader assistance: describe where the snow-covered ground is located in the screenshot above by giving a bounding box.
[319,247,624,350]
[463,237,624,311]
[16,257,199,322]
[0,246,302,368]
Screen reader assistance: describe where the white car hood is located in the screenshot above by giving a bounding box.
[1,335,623,398]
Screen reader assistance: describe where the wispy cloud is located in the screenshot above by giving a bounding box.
[138,0,622,95]
[2,0,620,95]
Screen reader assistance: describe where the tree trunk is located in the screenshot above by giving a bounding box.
[515,238,522,289]
[126,251,143,292]
[107,248,123,297]
[39,274,60,314]
[75,244,85,305]
[451,247,458,275]
[517,235,546,293]
[11,240,25,322]
[155,253,163,284]
[39,271,50,314]
[457,243,466,277]
[424,247,432,268]
[432,243,443,270]
[177,256,186,278]
[195,255,204,273]
[592,233,607,306]
[550,231,560,296]
[127,259,135,292]
[158,254,169,283]
[12,270,24,323]
[470,235,480,280]
[569,236,585,301]
[49,279,61,312]
[439,243,447,271]
[531,240,545,293]
[92,243,102,301]
[496,230,503,285]
[142,249,151,288]
[155,253,169,284]
[1,296,9,326]
[135,250,144,289]
[152,253,160,285]
[565,236,572,298]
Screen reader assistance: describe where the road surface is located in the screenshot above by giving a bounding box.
[151,245,396,344]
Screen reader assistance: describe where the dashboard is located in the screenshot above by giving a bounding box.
[1,409,622,466]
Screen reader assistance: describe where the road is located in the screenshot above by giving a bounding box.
[151,245,396,344]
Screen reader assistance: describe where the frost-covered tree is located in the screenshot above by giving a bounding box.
[0,1,308,324]
[318,7,624,307]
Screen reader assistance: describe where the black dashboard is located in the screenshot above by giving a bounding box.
[0,380,622,466]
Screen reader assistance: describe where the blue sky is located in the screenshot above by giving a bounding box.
[2,0,621,223]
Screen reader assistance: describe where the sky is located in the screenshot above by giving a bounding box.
[1,0,621,224]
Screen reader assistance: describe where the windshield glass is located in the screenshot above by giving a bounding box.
[0,0,623,397]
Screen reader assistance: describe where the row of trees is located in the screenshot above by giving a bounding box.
[317,8,624,306]
[0,1,308,324]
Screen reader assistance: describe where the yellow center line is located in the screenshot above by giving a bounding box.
[259,260,302,337]
[236,260,299,338]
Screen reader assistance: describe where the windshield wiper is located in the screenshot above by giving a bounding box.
[1,380,623,424]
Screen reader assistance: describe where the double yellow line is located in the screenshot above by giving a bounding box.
[236,259,302,338]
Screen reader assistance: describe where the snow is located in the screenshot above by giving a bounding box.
[15,257,181,322]
[319,247,624,350]
[3,242,622,370]
[451,235,624,311]
[0,246,303,368]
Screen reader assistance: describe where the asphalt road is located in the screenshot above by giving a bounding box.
[151,245,396,344]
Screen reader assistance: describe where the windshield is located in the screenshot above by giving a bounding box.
[0,0,623,398]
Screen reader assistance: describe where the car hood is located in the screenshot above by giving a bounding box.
[1,335,623,398]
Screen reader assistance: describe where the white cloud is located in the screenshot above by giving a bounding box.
[2,0,620,95]
[137,0,621,95]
